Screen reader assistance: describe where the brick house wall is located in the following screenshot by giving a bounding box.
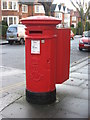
[1,0,34,25]
[0,0,1,22]
[70,10,81,28]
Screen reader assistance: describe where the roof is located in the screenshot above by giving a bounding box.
[63,6,66,11]
[18,0,36,5]
[51,4,57,12]
[58,4,61,11]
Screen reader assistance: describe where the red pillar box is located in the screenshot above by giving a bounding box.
[21,16,70,104]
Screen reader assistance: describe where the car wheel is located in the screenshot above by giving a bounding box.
[9,41,13,45]
[20,38,24,45]
[79,47,82,51]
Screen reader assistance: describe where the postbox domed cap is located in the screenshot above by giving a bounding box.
[20,16,61,26]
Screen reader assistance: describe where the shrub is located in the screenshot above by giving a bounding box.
[71,24,74,28]
[0,25,8,38]
[76,22,83,35]
[0,20,8,38]
[71,27,76,35]
[0,20,8,26]
[85,22,90,31]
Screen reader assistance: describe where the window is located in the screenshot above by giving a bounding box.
[35,5,45,13]
[22,5,28,13]
[55,13,59,18]
[72,16,76,21]
[14,17,16,24]
[36,6,39,13]
[13,2,16,10]
[2,1,18,10]
[8,2,12,9]
[3,1,7,9]
[2,16,18,26]
[8,27,17,33]
[9,17,13,25]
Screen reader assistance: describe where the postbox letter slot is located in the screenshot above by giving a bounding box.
[29,31,42,34]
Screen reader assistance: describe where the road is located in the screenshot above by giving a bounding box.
[1,37,89,70]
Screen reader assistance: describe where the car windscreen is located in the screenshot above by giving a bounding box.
[7,27,17,33]
[85,31,90,37]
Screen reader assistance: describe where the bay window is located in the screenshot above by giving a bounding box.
[2,1,18,10]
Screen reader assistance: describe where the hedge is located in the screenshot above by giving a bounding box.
[85,22,90,31]
[0,25,8,38]
[71,27,76,35]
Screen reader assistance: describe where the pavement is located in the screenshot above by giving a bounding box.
[0,56,89,119]
[0,39,8,45]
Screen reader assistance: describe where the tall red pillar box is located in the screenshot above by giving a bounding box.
[21,16,70,104]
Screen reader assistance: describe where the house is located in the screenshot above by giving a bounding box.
[51,3,70,27]
[18,1,45,16]
[0,0,45,26]
[1,0,30,25]
[0,0,70,28]
[70,10,81,28]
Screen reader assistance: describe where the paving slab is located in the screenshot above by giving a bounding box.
[63,77,85,86]
[54,96,88,118]
[70,60,88,72]
[80,81,88,89]
[56,84,84,98]
[2,96,59,118]
[76,67,89,74]
[76,89,88,100]
[1,88,88,118]
[0,93,22,112]
[53,109,83,118]
[70,72,88,80]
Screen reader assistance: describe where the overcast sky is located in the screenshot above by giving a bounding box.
[53,0,89,10]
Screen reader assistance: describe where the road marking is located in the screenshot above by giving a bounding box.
[0,81,26,93]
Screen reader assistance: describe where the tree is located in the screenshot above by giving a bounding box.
[85,21,90,31]
[70,0,90,31]
[37,0,54,16]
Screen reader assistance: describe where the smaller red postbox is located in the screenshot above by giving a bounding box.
[21,16,70,104]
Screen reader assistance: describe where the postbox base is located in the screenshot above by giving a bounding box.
[26,89,56,104]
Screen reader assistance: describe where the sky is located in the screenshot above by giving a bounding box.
[53,0,74,9]
[53,0,89,10]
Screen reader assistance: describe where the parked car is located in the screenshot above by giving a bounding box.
[82,31,88,37]
[79,31,90,51]
[71,30,74,39]
[6,24,25,45]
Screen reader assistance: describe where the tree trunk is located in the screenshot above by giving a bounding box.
[44,6,51,16]
[38,2,53,16]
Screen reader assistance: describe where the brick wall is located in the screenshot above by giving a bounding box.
[0,0,1,22]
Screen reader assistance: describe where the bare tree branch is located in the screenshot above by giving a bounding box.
[70,0,90,31]
[70,0,81,15]
[85,5,90,17]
